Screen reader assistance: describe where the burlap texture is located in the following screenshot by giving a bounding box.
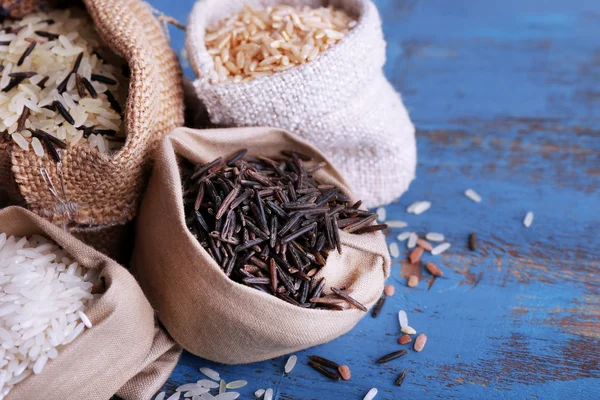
[0,207,181,400]
[187,0,416,208]
[0,0,184,260]
[131,127,391,364]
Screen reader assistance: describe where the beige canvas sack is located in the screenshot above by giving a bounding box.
[131,127,391,364]
[0,207,181,400]
[186,0,416,208]
[0,0,184,261]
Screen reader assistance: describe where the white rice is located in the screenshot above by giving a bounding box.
[389,242,400,258]
[284,354,297,374]
[386,220,407,228]
[254,389,266,398]
[412,201,431,215]
[154,393,166,400]
[431,242,451,255]
[464,189,482,203]
[407,233,418,249]
[398,310,408,329]
[523,211,534,228]
[0,232,94,397]
[0,9,128,157]
[264,388,274,400]
[376,207,386,222]
[363,388,378,400]
[396,231,412,241]
[199,367,221,381]
[407,201,431,214]
[215,393,240,400]
[401,326,417,335]
[425,232,445,242]
[219,379,226,394]
[226,380,247,390]
[197,380,220,389]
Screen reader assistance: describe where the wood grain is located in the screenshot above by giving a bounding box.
[145,0,600,398]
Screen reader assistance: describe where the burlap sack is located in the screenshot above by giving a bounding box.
[0,207,181,400]
[186,0,416,208]
[0,0,184,261]
[131,127,391,364]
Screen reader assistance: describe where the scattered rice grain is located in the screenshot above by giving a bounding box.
[199,367,220,381]
[363,388,378,400]
[376,207,386,222]
[425,232,445,242]
[523,211,534,228]
[465,189,482,203]
[389,242,400,258]
[407,233,418,249]
[398,310,408,329]
[284,355,297,374]
[414,333,427,352]
[431,242,451,255]
[385,220,407,228]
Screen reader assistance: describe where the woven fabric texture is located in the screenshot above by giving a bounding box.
[1,207,181,400]
[1,0,184,257]
[131,127,391,364]
[187,0,416,208]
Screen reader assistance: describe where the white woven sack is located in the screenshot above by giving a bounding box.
[187,0,416,207]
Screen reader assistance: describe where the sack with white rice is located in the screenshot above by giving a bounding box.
[131,127,391,364]
[186,0,416,208]
[0,207,181,400]
[0,0,184,261]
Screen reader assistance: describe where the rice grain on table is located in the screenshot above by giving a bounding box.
[199,367,220,381]
[431,242,451,255]
[0,10,128,157]
[0,232,94,397]
[264,388,274,400]
[389,242,400,258]
[397,231,412,241]
[363,388,378,400]
[407,201,431,215]
[284,355,297,374]
[465,188,482,203]
[254,389,266,398]
[376,207,386,222]
[425,232,445,242]
[398,310,408,329]
[215,392,240,400]
[385,220,407,228]
[204,5,356,83]
[226,380,247,389]
[523,211,534,228]
[407,233,418,249]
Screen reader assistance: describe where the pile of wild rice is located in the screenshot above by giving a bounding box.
[181,149,385,309]
[0,232,96,398]
[0,9,128,160]
[204,5,356,83]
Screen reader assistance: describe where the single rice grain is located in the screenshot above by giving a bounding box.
[431,242,451,255]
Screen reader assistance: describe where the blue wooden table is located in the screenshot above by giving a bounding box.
[147,0,600,398]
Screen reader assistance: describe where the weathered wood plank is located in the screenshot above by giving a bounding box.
[145,0,599,398]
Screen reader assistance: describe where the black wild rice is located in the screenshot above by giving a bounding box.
[371,293,386,318]
[181,150,378,308]
[308,355,340,369]
[394,371,406,386]
[376,349,408,364]
[468,232,477,251]
[308,361,341,381]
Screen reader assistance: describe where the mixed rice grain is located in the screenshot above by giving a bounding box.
[0,9,128,158]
